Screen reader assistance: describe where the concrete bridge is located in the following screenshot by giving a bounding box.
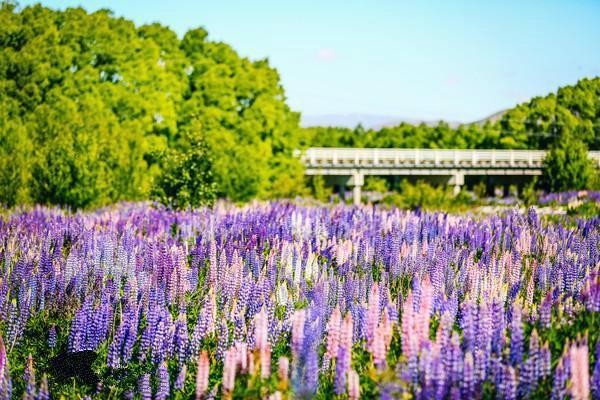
[300,148,600,205]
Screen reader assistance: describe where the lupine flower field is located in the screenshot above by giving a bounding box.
[0,202,599,399]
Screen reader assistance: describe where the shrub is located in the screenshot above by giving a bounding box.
[541,135,595,192]
[150,136,217,210]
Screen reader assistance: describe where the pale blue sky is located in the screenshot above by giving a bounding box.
[19,0,600,122]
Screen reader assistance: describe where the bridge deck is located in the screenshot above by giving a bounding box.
[302,148,600,170]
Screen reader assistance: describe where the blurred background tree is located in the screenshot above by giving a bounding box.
[540,133,595,192]
[150,133,217,210]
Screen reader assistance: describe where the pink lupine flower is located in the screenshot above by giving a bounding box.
[367,283,380,350]
[291,310,306,361]
[340,313,354,351]
[526,275,535,308]
[401,292,417,357]
[235,342,248,373]
[248,352,256,376]
[371,325,387,369]
[222,347,237,394]
[417,277,433,339]
[260,344,272,379]
[254,308,269,351]
[195,351,210,399]
[269,391,282,400]
[206,291,217,335]
[347,369,360,399]
[381,308,393,350]
[278,356,290,383]
[0,335,10,399]
[325,306,342,366]
[570,340,590,400]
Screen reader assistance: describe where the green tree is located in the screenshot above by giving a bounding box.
[151,135,217,210]
[0,3,305,208]
[540,135,595,192]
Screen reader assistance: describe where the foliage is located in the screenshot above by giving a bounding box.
[381,180,474,211]
[307,175,333,203]
[540,134,595,192]
[521,178,539,207]
[363,176,388,193]
[567,200,600,218]
[0,3,303,208]
[150,135,217,210]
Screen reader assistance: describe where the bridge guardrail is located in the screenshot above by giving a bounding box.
[301,148,600,169]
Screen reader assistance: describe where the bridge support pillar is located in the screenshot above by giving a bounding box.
[349,172,364,206]
[449,172,465,196]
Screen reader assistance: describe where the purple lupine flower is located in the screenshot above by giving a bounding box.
[232,314,246,344]
[37,374,49,400]
[473,349,486,389]
[138,374,152,400]
[334,346,349,395]
[539,292,552,328]
[24,354,36,399]
[304,347,319,394]
[174,365,187,391]
[107,326,124,369]
[151,320,167,364]
[174,314,189,366]
[432,354,447,399]
[122,322,137,365]
[460,300,477,353]
[490,297,505,355]
[552,352,569,400]
[216,320,229,361]
[48,325,57,349]
[140,306,158,361]
[509,304,523,365]
[448,332,463,387]
[540,341,551,378]
[499,365,517,400]
[156,362,170,400]
[461,351,475,399]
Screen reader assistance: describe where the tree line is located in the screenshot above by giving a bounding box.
[0,3,597,209]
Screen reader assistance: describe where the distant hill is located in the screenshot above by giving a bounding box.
[301,113,462,129]
[471,109,508,126]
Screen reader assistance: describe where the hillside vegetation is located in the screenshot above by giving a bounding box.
[300,77,600,150]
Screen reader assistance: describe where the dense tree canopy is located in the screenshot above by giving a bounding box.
[0,2,303,208]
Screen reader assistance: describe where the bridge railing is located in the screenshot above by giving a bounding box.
[302,148,600,169]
